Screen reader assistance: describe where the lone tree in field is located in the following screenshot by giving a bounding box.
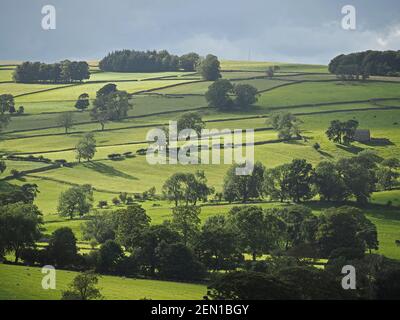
[57,185,93,219]
[91,84,132,130]
[57,112,74,134]
[266,66,275,78]
[269,112,302,140]
[0,94,13,131]
[177,112,205,135]
[0,203,43,263]
[326,119,359,145]
[76,133,96,162]
[198,54,221,80]
[0,160,6,174]
[61,272,103,300]
[75,93,90,111]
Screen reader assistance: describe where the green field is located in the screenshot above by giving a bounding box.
[0,264,206,300]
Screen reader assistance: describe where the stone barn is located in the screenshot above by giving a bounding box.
[353,129,371,142]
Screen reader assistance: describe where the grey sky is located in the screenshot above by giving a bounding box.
[0,0,399,64]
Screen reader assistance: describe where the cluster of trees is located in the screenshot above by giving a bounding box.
[90,83,133,130]
[1,172,399,299]
[205,79,259,111]
[99,50,200,72]
[13,60,90,83]
[329,50,400,79]
[207,253,400,300]
[0,202,43,263]
[162,171,214,207]
[57,83,132,134]
[99,50,221,81]
[326,119,359,145]
[0,181,39,207]
[222,151,398,205]
[2,201,380,285]
[0,174,42,263]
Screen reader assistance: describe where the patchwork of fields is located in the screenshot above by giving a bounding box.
[1,60,400,299]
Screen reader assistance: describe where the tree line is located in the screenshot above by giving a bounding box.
[99,50,200,72]
[1,163,399,299]
[13,60,90,83]
[0,199,378,279]
[329,50,400,79]
[4,197,399,300]
[223,151,399,205]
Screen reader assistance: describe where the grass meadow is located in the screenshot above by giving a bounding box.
[0,264,206,300]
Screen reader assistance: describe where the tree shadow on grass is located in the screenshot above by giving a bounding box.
[83,162,138,180]
[317,150,334,158]
[336,144,364,154]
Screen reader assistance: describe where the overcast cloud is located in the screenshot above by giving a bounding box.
[0,0,399,64]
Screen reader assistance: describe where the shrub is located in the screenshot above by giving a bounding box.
[98,200,108,208]
[136,149,147,155]
[10,169,20,177]
[107,153,123,161]
[112,197,121,206]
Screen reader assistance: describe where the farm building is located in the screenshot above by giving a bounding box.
[353,129,371,142]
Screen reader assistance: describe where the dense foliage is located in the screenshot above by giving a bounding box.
[13,60,90,83]
[99,50,201,72]
[329,50,400,78]
[205,79,259,111]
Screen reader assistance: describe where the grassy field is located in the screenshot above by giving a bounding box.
[15,80,192,103]
[0,264,206,300]
[1,60,400,299]
[257,81,400,109]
